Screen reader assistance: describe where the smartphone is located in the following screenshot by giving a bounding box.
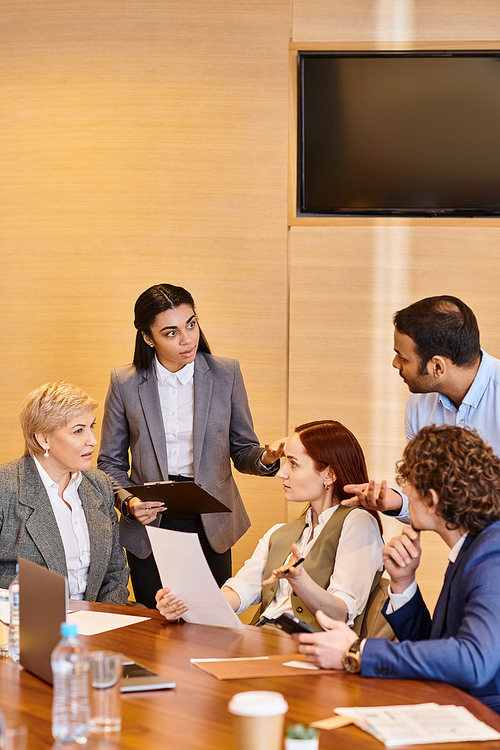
[121,660,176,692]
[271,612,318,634]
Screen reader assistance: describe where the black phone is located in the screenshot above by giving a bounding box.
[272,612,318,634]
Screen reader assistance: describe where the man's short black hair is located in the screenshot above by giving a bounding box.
[394,295,481,370]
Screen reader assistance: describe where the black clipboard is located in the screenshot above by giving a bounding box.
[124,481,231,516]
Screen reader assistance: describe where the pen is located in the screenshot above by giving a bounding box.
[262,557,305,586]
[283,557,305,574]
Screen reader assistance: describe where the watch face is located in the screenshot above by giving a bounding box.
[344,653,361,673]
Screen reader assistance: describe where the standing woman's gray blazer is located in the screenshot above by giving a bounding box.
[0,455,129,603]
[98,352,277,559]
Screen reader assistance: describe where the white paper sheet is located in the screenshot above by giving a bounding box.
[0,588,10,625]
[146,526,244,629]
[67,610,149,636]
[334,703,500,746]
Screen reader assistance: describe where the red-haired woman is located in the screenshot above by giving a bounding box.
[156,420,384,630]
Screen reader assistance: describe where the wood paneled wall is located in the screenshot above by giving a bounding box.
[292,0,500,43]
[0,0,290,572]
[289,1,500,609]
[1,0,499,611]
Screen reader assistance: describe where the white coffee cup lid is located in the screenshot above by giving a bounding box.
[228,691,288,717]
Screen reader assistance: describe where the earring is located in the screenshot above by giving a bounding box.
[44,448,49,458]
[324,482,329,490]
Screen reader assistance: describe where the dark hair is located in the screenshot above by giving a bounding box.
[396,424,500,535]
[133,284,211,370]
[295,420,382,532]
[393,295,480,371]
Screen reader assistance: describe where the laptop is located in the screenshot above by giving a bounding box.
[18,558,175,691]
[19,558,67,685]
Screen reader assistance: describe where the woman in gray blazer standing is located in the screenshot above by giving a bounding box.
[98,283,282,608]
[0,382,129,604]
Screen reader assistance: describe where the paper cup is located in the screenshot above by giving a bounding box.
[228,691,288,750]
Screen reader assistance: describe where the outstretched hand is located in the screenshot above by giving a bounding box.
[341,479,403,513]
[261,437,287,466]
[293,610,358,669]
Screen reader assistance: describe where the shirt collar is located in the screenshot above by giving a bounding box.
[33,455,82,491]
[155,356,195,386]
[305,504,338,526]
[460,350,490,407]
[449,531,468,563]
[439,350,489,411]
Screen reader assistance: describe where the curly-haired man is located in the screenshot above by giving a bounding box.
[295,424,500,714]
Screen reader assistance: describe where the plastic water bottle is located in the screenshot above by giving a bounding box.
[8,565,20,661]
[51,622,90,744]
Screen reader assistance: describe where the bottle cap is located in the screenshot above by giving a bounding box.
[60,622,78,637]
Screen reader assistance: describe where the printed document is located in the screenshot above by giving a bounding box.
[147,526,244,629]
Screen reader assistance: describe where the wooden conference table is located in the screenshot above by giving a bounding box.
[1,601,500,750]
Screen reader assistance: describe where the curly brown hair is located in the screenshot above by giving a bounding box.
[396,425,500,535]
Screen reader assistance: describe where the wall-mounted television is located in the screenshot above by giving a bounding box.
[298,51,500,217]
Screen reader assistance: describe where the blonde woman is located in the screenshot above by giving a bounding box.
[0,382,129,603]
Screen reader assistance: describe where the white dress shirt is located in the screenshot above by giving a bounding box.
[155,357,195,477]
[225,505,384,625]
[33,457,91,599]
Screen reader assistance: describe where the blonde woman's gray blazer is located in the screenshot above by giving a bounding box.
[0,455,129,603]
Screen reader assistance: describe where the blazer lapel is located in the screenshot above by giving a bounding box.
[20,457,68,576]
[431,534,475,637]
[193,354,213,476]
[138,367,170,480]
[78,478,109,602]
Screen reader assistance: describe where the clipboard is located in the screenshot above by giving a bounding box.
[124,481,231,516]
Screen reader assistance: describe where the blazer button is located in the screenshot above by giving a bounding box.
[296,607,303,613]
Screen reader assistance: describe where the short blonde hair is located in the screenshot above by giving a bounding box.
[20,381,98,457]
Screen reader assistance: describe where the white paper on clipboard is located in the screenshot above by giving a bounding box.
[146,526,244,629]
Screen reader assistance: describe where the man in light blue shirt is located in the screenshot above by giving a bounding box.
[343,295,500,519]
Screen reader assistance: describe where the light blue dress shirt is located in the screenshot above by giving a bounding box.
[398,350,500,518]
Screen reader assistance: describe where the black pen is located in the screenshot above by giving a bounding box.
[283,557,305,574]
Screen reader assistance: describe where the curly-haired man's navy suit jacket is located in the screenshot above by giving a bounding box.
[362,522,500,713]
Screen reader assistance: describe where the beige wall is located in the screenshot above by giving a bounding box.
[0,0,290,573]
[1,0,499,609]
[289,1,500,609]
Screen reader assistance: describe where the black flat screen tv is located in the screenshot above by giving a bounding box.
[298,51,500,217]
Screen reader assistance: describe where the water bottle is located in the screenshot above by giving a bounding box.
[51,622,90,744]
[8,565,20,661]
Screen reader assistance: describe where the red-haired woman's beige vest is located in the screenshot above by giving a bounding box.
[252,506,356,630]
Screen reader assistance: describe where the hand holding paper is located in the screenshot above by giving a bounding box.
[147,526,244,629]
[155,586,189,621]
